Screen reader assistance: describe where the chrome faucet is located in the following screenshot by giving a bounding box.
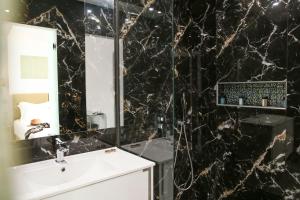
[55,138,69,164]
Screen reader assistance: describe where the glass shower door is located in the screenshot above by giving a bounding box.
[117,0,174,199]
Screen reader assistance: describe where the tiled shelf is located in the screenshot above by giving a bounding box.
[216,80,287,110]
[216,104,287,110]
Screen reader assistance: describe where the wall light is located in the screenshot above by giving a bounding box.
[149,7,154,12]
[4,9,10,13]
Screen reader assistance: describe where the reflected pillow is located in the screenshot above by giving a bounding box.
[18,102,51,125]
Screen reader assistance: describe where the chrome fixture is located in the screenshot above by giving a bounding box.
[55,138,69,164]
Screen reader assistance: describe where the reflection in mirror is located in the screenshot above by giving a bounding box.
[3,22,59,140]
[85,34,124,130]
[84,0,123,131]
[85,35,114,130]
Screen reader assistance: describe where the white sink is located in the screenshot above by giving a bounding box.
[9,147,155,200]
[23,157,115,187]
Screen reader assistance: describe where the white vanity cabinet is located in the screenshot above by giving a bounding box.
[10,148,155,200]
[45,168,153,200]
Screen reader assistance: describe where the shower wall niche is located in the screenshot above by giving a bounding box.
[217,80,287,109]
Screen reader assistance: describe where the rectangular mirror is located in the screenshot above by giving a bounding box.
[84,0,123,133]
[85,35,115,130]
[2,22,60,140]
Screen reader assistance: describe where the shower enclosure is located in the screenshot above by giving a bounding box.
[89,0,176,199]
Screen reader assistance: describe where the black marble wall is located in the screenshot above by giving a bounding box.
[119,0,174,144]
[117,2,175,200]
[173,0,217,199]
[288,0,300,149]
[216,0,288,82]
[174,0,300,200]
[84,2,114,37]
